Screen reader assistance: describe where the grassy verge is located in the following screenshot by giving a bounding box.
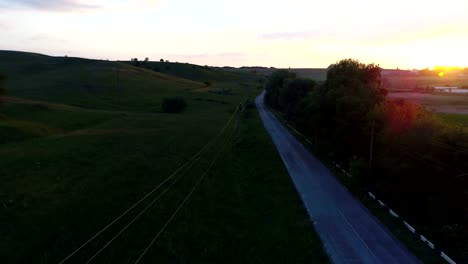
[268,107,446,264]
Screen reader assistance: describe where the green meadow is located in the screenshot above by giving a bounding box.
[0,51,327,263]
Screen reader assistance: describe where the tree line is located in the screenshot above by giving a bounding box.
[265,59,467,261]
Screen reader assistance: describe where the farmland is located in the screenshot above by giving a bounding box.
[387,92,468,115]
[382,72,468,91]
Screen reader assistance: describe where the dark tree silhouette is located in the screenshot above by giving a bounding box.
[161,97,187,113]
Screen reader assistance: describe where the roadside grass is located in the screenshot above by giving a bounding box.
[0,51,327,263]
[268,107,446,264]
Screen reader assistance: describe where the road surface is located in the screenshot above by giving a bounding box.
[256,91,421,264]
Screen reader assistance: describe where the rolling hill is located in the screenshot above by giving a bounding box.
[0,51,327,263]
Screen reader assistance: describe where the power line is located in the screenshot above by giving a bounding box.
[58,106,239,264]
[84,150,203,264]
[85,111,237,263]
[134,119,235,264]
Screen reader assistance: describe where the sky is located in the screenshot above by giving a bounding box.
[0,0,467,69]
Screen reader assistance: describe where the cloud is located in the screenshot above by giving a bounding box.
[0,0,99,11]
[27,34,67,43]
[0,21,9,30]
[261,31,334,40]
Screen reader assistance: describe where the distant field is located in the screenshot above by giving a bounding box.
[227,67,327,81]
[0,51,327,263]
[382,72,468,91]
[290,68,327,81]
[388,92,468,114]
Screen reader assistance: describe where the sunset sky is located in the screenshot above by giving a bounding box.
[1,0,467,69]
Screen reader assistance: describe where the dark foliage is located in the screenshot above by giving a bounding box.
[279,78,316,120]
[161,96,187,113]
[295,59,386,161]
[264,69,297,109]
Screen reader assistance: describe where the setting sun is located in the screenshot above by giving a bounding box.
[438,72,445,77]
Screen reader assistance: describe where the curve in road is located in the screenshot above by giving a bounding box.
[256,91,421,264]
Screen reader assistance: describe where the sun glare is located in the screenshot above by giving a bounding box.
[438,72,445,77]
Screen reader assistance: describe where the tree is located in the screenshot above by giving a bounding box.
[144,57,149,62]
[278,78,316,120]
[293,59,386,162]
[265,69,296,109]
[160,59,164,62]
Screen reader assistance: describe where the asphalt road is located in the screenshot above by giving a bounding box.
[256,91,421,264]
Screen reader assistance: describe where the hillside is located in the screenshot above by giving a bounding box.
[130,60,252,82]
[0,51,327,263]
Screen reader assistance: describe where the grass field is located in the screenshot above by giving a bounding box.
[436,112,468,127]
[0,51,328,263]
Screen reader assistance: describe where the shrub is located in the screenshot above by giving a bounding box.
[204,81,211,86]
[161,97,187,113]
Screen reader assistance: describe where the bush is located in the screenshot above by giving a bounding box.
[161,97,187,113]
